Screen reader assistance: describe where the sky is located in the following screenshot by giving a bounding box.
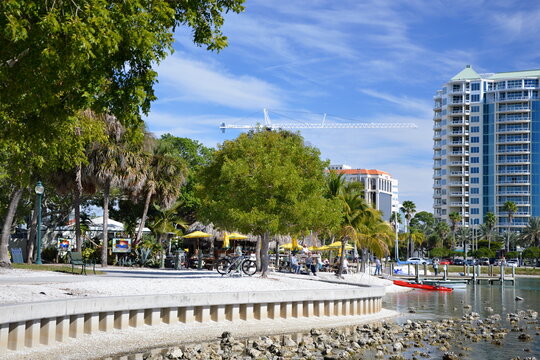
[145,0,540,213]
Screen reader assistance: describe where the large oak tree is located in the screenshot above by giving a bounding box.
[197,130,342,277]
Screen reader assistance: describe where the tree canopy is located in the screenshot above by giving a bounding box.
[196,130,342,276]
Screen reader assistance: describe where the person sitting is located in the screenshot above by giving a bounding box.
[305,252,313,275]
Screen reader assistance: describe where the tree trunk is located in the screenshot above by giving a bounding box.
[260,231,270,278]
[101,181,110,267]
[26,199,39,264]
[135,189,153,245]
[255,236,262,271]
[0,188,23,268]
[336,238,348,278]
[74,165,82,251]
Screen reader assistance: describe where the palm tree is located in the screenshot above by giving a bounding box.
[335,186,368,278]
[148,201,188,245]
[502,201,518,252]
[434,221,450,248]
[520,217,540,248]
[390,211,402,260]
[448,211,462,249]
[134,140,188,245]
[326,171,345,198]
[484,211,496,248]
[85,113,146,267]
[357,210,394,260]
[400,201,416,258]
[456,227,471,258]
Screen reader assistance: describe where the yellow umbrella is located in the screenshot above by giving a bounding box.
[228,232,248,240]
[292,237,298,249]
[326,241,354,250]
[223,233,230,249]
[183,231,212,238]
[279,243,303,250]
[308,246,319,251]
[316,245,331,251]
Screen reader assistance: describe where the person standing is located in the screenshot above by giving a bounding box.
[374,257,382,276]
[433,258,439,276]
[290,252,300,274]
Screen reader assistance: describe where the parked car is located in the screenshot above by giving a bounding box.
[478,258,490,266]
[464,259,477,266]
[439,259,451,265]
[506,259,519,267]
[406,257,428,264]
[452,258,464,265]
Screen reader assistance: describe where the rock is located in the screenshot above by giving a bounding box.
[165,347,183,359]
[246,347,262,358]
[221,331,232,339]
[375,350,385,358]
[392,341,403,352]
[408,307,417,313]
[518,333,532,341]
[516,296,524,301]
[464,305,472,310]
[442,352,459,360]
[485,307,494,313]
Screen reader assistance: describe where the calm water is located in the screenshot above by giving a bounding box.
[384,278,540,359]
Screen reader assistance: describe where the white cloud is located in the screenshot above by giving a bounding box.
[156,54,283,110]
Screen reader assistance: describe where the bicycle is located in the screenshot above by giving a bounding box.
[215,255,257,276]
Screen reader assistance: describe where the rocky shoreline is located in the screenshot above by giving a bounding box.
[105,310,539,360]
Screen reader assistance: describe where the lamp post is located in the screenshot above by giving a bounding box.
[34,181,45,264]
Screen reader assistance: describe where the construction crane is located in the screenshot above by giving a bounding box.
[220,108,418,133]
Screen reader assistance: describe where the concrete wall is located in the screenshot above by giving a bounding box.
[0,287,385,354]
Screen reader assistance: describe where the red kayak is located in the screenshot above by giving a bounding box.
[393,280,453,292]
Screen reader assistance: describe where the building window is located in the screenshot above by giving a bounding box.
[524,79,538,88]
[471,126,480,133]
[471,82,480,91]
[471,116,480,122]
[471,167,480,174]
[471,94,480,102]
[471,177,480,184]
[471,106,480,112]
[471,208,480,214]
[471,136,480,143]
[507,80,522,89]
[471,147,480,153]
[442,98,447,105]
[471,157,479,163]
[471,188,480,194]
[472,218,480,225]
[471,198,480,204]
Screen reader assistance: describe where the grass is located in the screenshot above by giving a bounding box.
[12,263,105,275]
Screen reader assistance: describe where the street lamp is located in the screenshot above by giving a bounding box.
[34,181,45,264]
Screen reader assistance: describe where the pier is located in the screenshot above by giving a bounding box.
[391,263,516,286]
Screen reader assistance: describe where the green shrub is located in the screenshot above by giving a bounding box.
[41,246,58,263]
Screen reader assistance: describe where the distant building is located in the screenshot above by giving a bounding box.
[329,164,397,221]
[433,65,540,231]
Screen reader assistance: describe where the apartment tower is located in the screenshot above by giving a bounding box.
[433,66,540,231]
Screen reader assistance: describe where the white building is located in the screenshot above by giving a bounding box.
[433,65,540,231]
[329,164,397,221]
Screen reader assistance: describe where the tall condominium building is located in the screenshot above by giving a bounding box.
[433,66,540,231]
[328,164,397,221]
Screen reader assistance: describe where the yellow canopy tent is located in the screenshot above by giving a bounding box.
[279,243,303,251]
[183,231,212,269]
[183,231,212,239]
[326,241,354,250]
[228,233,248,240]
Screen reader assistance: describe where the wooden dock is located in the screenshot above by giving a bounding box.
[391,263,516,286]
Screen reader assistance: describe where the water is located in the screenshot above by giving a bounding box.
[384,278,540,359]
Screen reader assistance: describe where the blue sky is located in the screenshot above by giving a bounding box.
[146,0,540,212]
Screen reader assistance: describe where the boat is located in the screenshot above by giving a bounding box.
[393,280,453,292]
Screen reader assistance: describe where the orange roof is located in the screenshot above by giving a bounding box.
[329,169,391,176]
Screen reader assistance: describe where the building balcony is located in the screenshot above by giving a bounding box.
[497,190,529,195]
[450,202,469,206]
[450,160,469,165]
[497,127,530,133]
[497,159,530,164]
[450,191,469,196]
[450,151,469,155]
[450,171,469,176]
[497,149,529,154]
[449,181,469,186]
[497,169,530,174]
